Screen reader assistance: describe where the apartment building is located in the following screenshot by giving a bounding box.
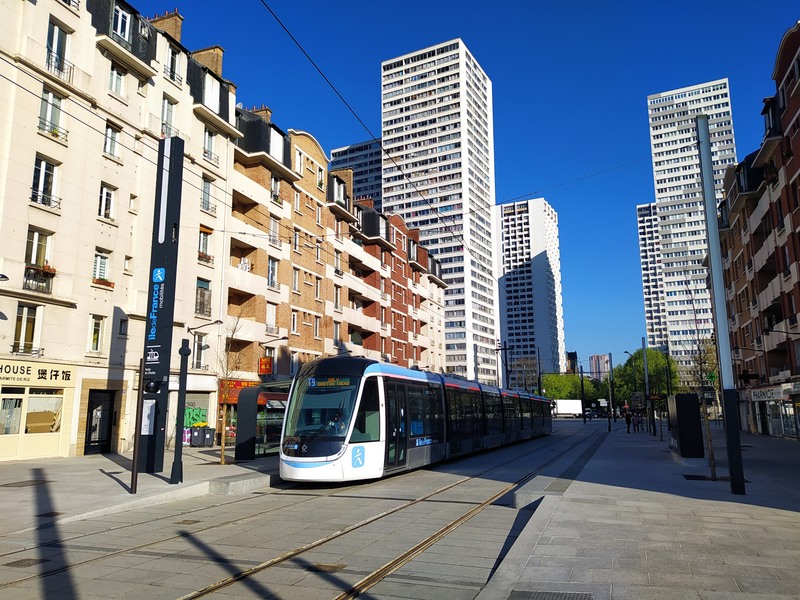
[0,1,446,462]
[381,39,499,384]
[645,79,738,386]
[330,139,383,210]
[719,21,800,438]
[636,202,668,350]
[495,198,566,387]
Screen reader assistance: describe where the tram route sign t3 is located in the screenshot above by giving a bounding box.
[138,136,184,473]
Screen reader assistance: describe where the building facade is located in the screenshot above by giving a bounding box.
[330,139,383,210]
[495,198,566,388]
[719,21,800,439]
[0,1,445,462]
[636,202,668,351]
[381,39,499,384]
[644,79,738,386]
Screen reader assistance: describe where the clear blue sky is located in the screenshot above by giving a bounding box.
[135,0,797,372]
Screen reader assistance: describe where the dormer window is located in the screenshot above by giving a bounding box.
[112,5,131,42]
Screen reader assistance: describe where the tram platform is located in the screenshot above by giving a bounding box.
[478,419,800,600]
[0,447,281,535]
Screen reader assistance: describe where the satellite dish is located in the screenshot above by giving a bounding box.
[236,102,243,108]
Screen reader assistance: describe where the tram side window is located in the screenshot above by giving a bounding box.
[407,384,444,441]
[351,378,379,442]
[484,392,503,435]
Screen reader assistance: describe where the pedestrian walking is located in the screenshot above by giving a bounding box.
[632,412,640,433]
[625,412,632,433]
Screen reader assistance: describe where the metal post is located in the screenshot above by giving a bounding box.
[642,336,655,436]
[130,359,145,495]
[608,353,614,432]
[698,114,745,495]
[170,339,191,484]
[580,365,586,423]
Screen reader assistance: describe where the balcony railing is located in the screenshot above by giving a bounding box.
[198,251,214,264]
[203,148,219,166]
[200,196,216,214]
[60,0,80,9]
[46,51,74,84]
[23,265,54,293]
[30,189,62,209]
[161,122,180,138]
[164,65,183,85]
[11,343,44,357]
[38,119,68,141]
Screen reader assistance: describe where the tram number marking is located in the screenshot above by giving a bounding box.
[415,437,433,447]
[351,446,365,468]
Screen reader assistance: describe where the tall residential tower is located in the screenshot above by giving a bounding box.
[642,79,737,384]
[381,39,498,383]
[496,199,566,387]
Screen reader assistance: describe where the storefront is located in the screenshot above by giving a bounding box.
[748,384,797,438]
[219,379,289,455]
[0,358,76,460]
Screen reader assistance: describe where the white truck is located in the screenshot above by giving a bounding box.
[555,398,584,418]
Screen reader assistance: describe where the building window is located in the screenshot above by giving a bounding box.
[293,229,300,252]
[192,333,206,369]
[316,166,324,189]
[315,240,322,262]
[266,303,278,333]
[270,174,280,199]
[0,396,22,435]
[93,249,110,280]
[201,177,214,212]
[314,316,321,338]
[161,97,177,138]
[291,311,298,334]
[292,268,299,292]
[13,304,40,355]
[295,149,304,172]
[112,5,131,42]
[39,88,63,137]
[334,285,341,309]
[333,321,341,344]
[98,184,115,220]
[118,317,128,337]
[315,277,322,299]
[195,278,211,316]
[104,122,120,158]
[109,63,125,96]
[165,45,181,83]
[198,226,212,258]
[267,257,278,288]
[89,314,105,352]
[316,204,323,225]
[26,228,50,267]
[269,217,280,245]
[46,21,71,82]
[31,156,58,208]
[334,250,342,270]
[203,129,218,164]
[294,191,301,212]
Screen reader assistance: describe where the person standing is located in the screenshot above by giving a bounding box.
[632,412,640,433]
[625,411,632,433]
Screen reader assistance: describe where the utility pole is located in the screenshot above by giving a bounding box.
[580,365,586,423]
[608,353,614,432]
[698,113,745,494]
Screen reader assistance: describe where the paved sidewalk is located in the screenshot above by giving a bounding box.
[0,446,280,535]
[480,419,800,600]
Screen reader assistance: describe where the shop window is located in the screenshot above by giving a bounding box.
[24,389,63,433]
[0,393,23,435]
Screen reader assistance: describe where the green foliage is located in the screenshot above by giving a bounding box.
[616,349,679,406]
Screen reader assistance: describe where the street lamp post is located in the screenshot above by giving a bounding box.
[624,350,638,420]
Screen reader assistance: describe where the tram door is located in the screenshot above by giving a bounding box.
[385,381,407,469]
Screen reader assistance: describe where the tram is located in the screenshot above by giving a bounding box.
[279,356,552,482]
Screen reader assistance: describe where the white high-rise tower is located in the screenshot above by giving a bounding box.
[644,79,737,383]
[381,39,498,384]
[496,199,566,387]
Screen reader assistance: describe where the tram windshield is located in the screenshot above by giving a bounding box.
[283,374,361,442]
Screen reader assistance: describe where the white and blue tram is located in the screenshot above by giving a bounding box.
[279,356,552,482]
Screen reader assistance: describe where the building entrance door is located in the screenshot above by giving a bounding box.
[85,391,114,454]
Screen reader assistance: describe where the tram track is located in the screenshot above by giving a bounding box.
[179,427,603,599]
[0,426,600,597]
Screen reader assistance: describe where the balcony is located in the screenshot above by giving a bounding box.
[10,343,44,357]
[23,265,55,293]
[38,119,68,142]
[200,195,216,215]
[161,122,180,139]
[45,51,74,84]
[30,189,61,210]
[198,251,214,265]
[164,65,182,85]
[203,148,219,166]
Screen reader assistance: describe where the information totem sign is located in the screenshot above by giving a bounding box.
[139,137,184,473]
